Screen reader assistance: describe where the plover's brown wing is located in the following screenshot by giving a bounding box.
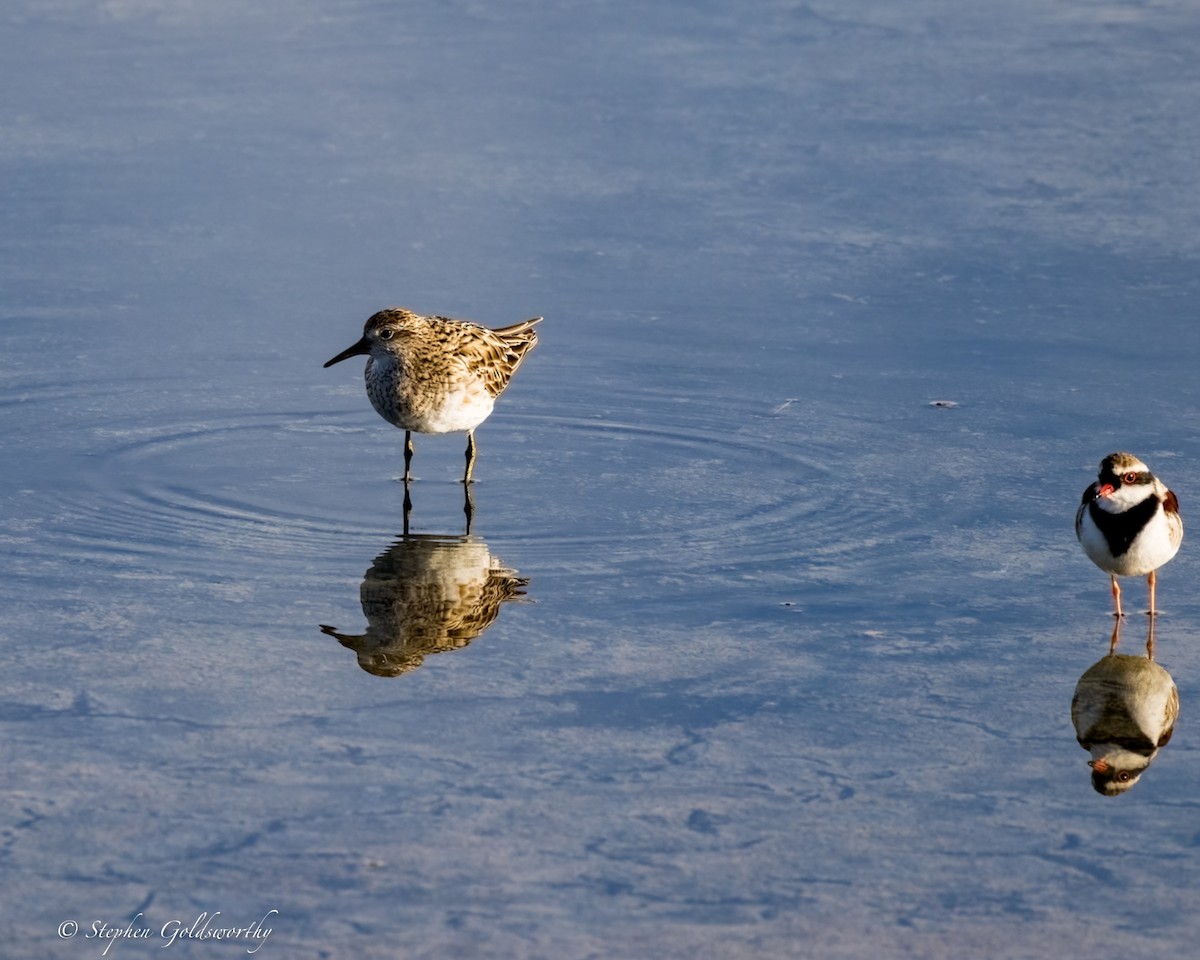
[1163,488,1183,548]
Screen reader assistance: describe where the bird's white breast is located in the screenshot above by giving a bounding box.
[1078,496,1180,576]
[364,353,495,434]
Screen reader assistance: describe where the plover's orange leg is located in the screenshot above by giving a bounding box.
[403,431,415,483]
[1110,575,1123,618]
[463,430,477,485]
[1147,569,1158,617]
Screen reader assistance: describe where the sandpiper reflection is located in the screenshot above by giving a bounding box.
[320,534,529,677]
[1071,618,1178,796]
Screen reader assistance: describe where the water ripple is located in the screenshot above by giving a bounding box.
[8,380,884,590]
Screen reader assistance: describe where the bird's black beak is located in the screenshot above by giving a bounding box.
[324,336,371,368]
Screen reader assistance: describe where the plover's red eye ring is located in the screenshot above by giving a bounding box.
[1123,472,1138,483]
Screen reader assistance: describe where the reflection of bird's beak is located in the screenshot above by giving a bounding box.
[1097,483,1115,498]
[1089,758,1110,773]
[319,624,360,645]
[324,336,371,368]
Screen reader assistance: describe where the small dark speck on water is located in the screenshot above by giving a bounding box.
[929,400,958,408]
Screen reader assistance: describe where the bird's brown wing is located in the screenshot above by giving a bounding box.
[1163,488,1183,549]
[1163,488,1180,516]
[439,317,541,398]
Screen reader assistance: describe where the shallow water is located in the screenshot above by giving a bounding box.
[5,1,1200,958]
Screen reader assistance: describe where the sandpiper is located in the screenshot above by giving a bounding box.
[325,307,541,484]
[1075,452,1183,617]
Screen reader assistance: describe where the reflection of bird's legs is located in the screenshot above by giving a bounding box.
[1146,614,1157,660]
[464,430,477,485]
[402,476,413,537]
[1108,618,1122,655]
[1110,575,1123,618]
[464,482,475,536]
[404,431,415,484]
[1147,569,1158,617]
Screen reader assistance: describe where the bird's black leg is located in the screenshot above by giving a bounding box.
[463,481,475,536]
[403,430,414,483]
[464,430,476,485]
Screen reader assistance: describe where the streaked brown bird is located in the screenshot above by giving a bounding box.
[325,307,541,483]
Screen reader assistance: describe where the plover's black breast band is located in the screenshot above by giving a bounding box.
[1088,496,1159,557]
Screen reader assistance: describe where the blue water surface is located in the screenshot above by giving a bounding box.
[4,2,1200,958]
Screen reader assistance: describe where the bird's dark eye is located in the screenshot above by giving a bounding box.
[1123,472,1138,484]
[378,328,395,341]
[1116,771,1132,783]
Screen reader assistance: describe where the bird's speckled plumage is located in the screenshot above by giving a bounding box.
[325,307,541,482]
